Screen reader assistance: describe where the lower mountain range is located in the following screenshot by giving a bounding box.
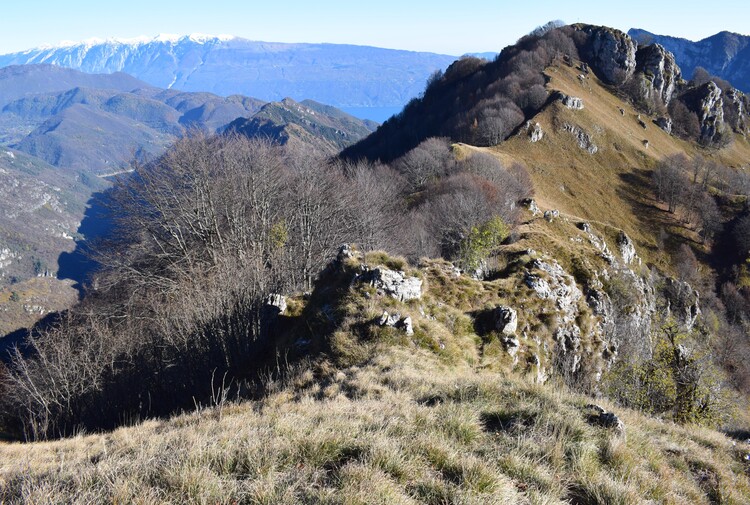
[0,64,377,335]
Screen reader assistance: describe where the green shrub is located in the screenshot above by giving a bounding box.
[603,322,732,426]
[457,216,510,271]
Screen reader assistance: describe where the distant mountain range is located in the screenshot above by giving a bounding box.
[629,28,750,92]
[0,35,459,110]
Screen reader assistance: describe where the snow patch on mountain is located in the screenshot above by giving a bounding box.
[38,33,238,51]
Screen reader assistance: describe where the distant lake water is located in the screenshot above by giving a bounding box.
[342,107,402,124]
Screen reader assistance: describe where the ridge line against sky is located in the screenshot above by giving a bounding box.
[1,0,749,55]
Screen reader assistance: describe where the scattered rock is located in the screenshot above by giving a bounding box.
[378,310,400,327]
[642,140,649,148]
[585,404,626,436]
[528,122,544,142]
[638,118,647,129]
[521,198,540,215]
[378,310,413,336]
[357,267,423,302]
[563,123,598,154]
[619,108,625,115]
[494,306,518,336]
[544,209,560,221]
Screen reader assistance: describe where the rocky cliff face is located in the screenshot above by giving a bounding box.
[725,88,748,134]
[576,25,637,85]
[685,82,726,143]
[629,28,750,94]
[635,44,682,105]
[576,26,745,144]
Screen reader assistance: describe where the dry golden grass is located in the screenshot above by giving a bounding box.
[1,345,749,504]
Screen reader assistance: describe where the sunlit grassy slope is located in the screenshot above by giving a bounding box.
[2,347,749,503]
[482,60,750,269]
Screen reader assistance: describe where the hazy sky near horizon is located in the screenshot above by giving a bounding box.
[1,0,749,55]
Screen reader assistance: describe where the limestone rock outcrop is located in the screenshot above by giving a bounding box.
[528,122,544,142]
[635,44,682,106]
[494,306,518,336]
[378,311,414,336]
[693,82,725,144]
[560,94,584,110]
[726,89,748,133]
[525,259,597,374]
[577,25,637,85]
[563,123,598,154]
[357,267,422,302]
[616,231,638,265]
[264,294,287,316]
[337,243,355,262]
[662,278,701,331]
[656,116,673,134]
[522,198,540,215]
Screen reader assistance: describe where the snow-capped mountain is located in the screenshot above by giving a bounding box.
[0,35,458,108]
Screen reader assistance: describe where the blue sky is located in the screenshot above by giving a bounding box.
[1,0,749,55]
